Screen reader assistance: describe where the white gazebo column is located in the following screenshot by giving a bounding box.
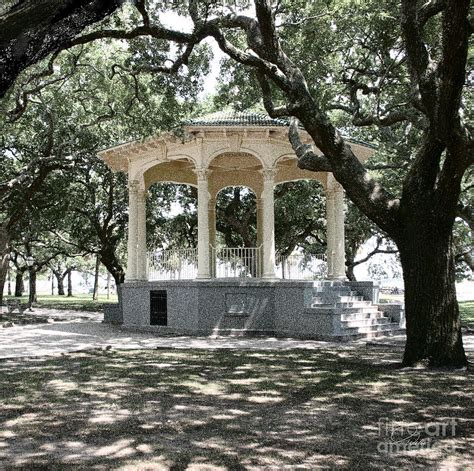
[208,197,216,277]
[256,197,264,277]
[136,188,147,280]
[260,169,277,279]
[195,169,211,279]
[326,175,346,280]
[126,180,139,281]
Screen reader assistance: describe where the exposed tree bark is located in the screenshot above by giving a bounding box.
[92,254,100,301]
[0,224,9,306]
[28,268,37,305]
[54,270,66,296]
[398,229,466,367]
[7,266,12,296]
[67,269,73,297]
[14,270,25,297]
[52,266,74,296]
[106,271,111,299]
[0,0,128,98]
[99,249,125,286]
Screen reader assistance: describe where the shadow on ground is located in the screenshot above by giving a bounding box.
[0,347,472,469]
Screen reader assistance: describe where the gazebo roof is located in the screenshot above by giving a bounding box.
[185,110,289,128]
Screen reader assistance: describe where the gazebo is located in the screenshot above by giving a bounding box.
[99,111,403,339]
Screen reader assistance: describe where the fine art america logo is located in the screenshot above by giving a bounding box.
[377,418,458,454]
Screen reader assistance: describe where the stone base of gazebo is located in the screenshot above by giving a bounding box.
[104,279,404,340]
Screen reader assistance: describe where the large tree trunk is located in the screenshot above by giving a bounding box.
[398,226,467,368]
[346,263,357,282]
[106,271,111,299]
[0,226,9,306]
[92,255,100,301]
[15,271,24,297]
[7,266,12,296]
[99,249,125,286]
[55,272,65,296]
[67,269,73,297]
[28,269,37,305]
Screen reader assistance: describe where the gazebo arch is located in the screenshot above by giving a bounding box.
[98,110,373,282]
[211,185,260,278]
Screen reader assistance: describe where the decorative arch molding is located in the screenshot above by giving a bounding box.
[142,159,197,190]
[131,153,197,184]
[206,147,265,169]
[146,179,198,190]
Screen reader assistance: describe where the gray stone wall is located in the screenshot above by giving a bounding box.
[111,279,382,339]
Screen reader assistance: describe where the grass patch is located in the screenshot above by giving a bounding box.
[460,301,474,326]
[0,348,472,469]
[3,294,117,312]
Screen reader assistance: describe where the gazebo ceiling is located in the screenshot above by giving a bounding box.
[209,152,262,172]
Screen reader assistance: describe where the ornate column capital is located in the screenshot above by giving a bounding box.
[260,168,277,183]
[194,168,212,182]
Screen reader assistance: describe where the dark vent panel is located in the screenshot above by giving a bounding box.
[150,290,167,326]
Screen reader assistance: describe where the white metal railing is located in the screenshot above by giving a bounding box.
[211,245,262,278]
[275,253,327,280]
[148,248,326,280]
[148,248,198,280]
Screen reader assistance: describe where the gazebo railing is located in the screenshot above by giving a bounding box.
[211,245,262,278]
[275,253,327,280]
[148,247,326,280]
[148,248,198,280]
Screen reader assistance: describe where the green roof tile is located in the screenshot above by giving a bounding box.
[185,110,290,127]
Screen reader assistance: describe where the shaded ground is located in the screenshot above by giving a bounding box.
[1,308,474,360]
[0,311,360,359]
[1,309,473,469]
[0,348,472,470]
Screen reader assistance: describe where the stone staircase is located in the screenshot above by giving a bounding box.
[309,281,404,340]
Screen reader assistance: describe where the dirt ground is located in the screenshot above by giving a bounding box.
[0,346,472,470]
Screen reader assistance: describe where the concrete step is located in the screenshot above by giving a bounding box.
[310,303,335,309]
[335,301,372,308]
[312,287,353,295]
[342,323,402,334]
[334,328,406,341]
[341,311,385,321]
[338,295,364,302]
[341,318,391,328]
[339,306,381,314]
[312,295,363,303]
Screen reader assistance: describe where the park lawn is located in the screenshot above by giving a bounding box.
[0,348,472,469]
[3,293,118,312]
[460,301,474,326]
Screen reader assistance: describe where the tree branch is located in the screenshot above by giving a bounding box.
[289,118,332,172]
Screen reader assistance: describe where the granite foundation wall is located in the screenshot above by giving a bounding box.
[110,279,381,339]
